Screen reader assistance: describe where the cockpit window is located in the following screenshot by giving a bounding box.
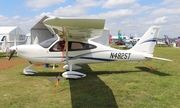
[49,41,96,52]
[49,40,65,52]
[39,37,57,48]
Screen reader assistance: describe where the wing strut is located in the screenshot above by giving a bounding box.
[65,27,69,64]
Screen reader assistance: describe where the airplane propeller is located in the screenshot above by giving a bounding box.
[8,50,15,60]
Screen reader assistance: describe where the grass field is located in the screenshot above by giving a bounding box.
[0,46,180,108]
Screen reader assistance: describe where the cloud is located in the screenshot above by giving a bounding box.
[0,15,20,26]
[76,0,103,8]
[146,16,168,25]
[153,16,168,24]
[161,0,180,6]
[13,15,21,20]
[151,8,180,16]
[0,15,9,23]
[98,9,135,19]
[51,5,87,17]
[22,0,180,37]
[25,0,65,10]
[35,12,51,19]
[39,0,104,17]
[0,14,43,33]
[102,0,136,8]
[1,0,180,37]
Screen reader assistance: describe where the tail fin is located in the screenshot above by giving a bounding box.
[118,30,123,42]
[130,26,160,54]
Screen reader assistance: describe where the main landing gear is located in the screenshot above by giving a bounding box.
[62,64,86,79]
[22,63,86,79]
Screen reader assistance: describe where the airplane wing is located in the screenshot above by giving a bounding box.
[43,17,105,41]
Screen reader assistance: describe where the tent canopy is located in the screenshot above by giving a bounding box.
[31,16,49,30]
[0,26,26,41]
[30,15,53,44]
[0,26,25,35]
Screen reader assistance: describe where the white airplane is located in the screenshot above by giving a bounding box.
[9,17,172,79]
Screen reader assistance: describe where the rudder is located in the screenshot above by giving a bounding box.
[130,26,160,54]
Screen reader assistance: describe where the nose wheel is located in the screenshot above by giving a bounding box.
[23,64,37,75]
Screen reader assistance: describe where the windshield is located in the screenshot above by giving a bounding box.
[39,37,57,48]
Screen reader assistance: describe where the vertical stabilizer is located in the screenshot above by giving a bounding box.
[130,26,160,54]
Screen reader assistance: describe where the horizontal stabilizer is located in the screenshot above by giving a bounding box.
[145,56,173,62]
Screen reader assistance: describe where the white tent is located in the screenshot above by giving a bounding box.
[31,16,54,44]
[0,26,26,47]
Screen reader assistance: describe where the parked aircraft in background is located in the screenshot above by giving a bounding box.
[9,17,172,79]
[113,30,141,48]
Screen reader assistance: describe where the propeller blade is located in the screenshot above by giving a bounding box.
[8,50,15,60]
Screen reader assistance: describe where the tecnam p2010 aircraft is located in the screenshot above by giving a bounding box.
[9,17,172,78]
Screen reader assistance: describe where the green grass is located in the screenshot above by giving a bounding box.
[0,46,180,108]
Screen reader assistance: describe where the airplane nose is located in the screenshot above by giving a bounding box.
[9,46,17,51]
[16,46,26,54]
[8,46,18,60]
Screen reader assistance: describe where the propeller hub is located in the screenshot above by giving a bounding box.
[8,50,15,60]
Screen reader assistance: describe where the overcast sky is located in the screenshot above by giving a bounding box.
[0,0,179,38]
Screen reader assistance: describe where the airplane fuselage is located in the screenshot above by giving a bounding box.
[16,37,150,65]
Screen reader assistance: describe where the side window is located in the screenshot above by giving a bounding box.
[68,42,96,51]
[49,41,96,52]
[71,43,83,50]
